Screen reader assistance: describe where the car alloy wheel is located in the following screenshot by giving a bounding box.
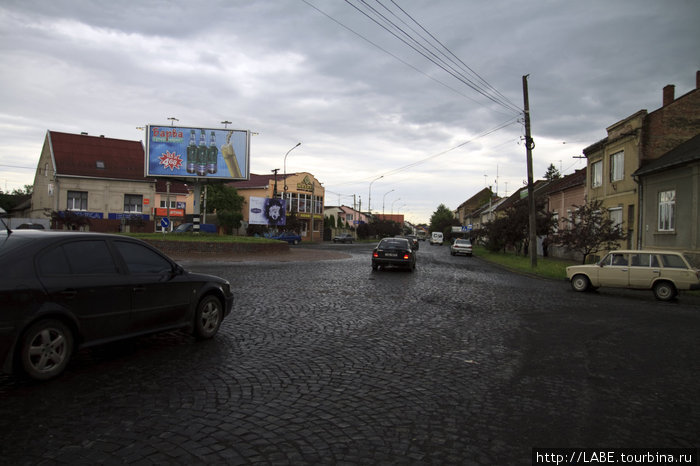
[20,319,73,381]
[194,295,223,339]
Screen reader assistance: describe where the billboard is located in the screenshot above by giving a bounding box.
[249,196,286,226]
[145,125,250,180]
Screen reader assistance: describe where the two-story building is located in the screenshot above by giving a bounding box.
[583,71,700,251]
[230,172,325,242]
[29,131,156,232]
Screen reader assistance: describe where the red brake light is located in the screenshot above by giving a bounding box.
[373,251,379,258]
[403,254,410,259]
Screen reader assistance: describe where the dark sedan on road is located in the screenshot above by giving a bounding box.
[0,230,234,380]
[372,237,416,272]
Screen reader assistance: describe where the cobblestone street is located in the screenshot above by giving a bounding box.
[1,243,698,465]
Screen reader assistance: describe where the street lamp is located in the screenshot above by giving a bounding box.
[221,120,232,129]
[368,175,384,213]
[391,197,401,215]
[283,142,301,192]
[167,117,179,126]
[382,189,395,216]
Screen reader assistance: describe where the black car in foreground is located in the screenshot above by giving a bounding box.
[372,237,416,272]
[0,230,234,380]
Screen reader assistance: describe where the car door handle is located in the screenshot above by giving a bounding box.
[59,289,78,299]
[133,285,146,293]
[620,268,628,272]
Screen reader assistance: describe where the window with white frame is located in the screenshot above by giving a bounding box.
[552,212,559,232]
[124,194,143,213]
[67,190,88,211]
[591,161,602,187]
[658,190,675,231]
[608,207,623,231]
[159,199,177,208]
[610,151,624,181]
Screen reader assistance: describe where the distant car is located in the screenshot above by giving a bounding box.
[173,222,217,234]
[406,235,419,250]
[0,230,234,380]
[372,237,416,272]
[566,250,700,301]
[450,238,473,256]
[271,231,302,245]
[16,223,45,230]
[430,232,443,245]
[332,233,354,244]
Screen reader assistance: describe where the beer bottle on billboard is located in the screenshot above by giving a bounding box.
[207,131,218,174]
[186,130,196,174]
[196,129,207,176]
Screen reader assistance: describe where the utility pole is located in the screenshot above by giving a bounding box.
[523,74,537,268]
[272,168,280,198]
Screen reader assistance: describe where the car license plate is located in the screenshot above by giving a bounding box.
[385,253,397,257]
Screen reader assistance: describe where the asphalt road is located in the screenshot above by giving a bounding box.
[1,242,698,465]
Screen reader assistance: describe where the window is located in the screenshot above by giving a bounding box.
[124,194,143,213]
[610,151,624,181]
[552,212,559,232]
[67,191,88,211]
[591,161,602,187]
[608,207,623,230]
[160,200,177,209]
[114,241,172,274]
[658,190,675,231]
[660,254,686,269]
[39,240,118,275]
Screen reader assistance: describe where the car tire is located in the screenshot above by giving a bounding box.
[653,281,677,301]
[193,295,223,339]
[19,319,74,381]
[372,262,378,271]
[570,274,591,292]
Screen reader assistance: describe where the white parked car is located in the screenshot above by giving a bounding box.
[450,238,473,256]
[566,250,700,301]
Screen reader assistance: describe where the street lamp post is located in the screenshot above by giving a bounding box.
[167,117,179,126]
[368,175,384,214]
[283,142,302,193]
[382,189,395,216]
[391,197,401,215]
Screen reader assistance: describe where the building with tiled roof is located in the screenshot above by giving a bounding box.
[29,130,156,231]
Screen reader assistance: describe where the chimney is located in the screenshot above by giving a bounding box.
[696,70,700,89]
[663,84,675,106]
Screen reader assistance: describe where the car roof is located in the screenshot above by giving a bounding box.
[604,249,687,255]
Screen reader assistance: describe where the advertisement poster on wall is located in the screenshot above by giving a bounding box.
[145,125,250,180]
[249,197,286,226]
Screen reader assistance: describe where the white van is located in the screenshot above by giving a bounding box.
[430,232,443,245]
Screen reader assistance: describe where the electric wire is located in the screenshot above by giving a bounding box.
[301,0,515,117]
[345,0,522,115]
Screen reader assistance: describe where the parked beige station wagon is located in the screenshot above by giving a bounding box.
[567,250,700,301]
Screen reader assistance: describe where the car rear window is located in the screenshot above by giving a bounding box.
[659,254,687,269]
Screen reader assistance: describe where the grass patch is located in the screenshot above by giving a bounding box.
[473,246,577,280]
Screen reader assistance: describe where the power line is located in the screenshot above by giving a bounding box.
[301,0,515,117]
[345,0,522,115]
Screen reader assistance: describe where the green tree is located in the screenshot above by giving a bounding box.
[555,200,627,264]
[206,183,244,234]
[544,163,561,181]
[429,204,459,235]
[481,199,555,254]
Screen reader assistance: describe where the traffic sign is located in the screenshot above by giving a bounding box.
[160,217,170,229]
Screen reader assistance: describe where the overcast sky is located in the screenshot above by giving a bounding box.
[1,0,698,223]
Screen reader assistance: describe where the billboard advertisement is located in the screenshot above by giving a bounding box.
[145,124,249,180]
[249,196,286,226]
